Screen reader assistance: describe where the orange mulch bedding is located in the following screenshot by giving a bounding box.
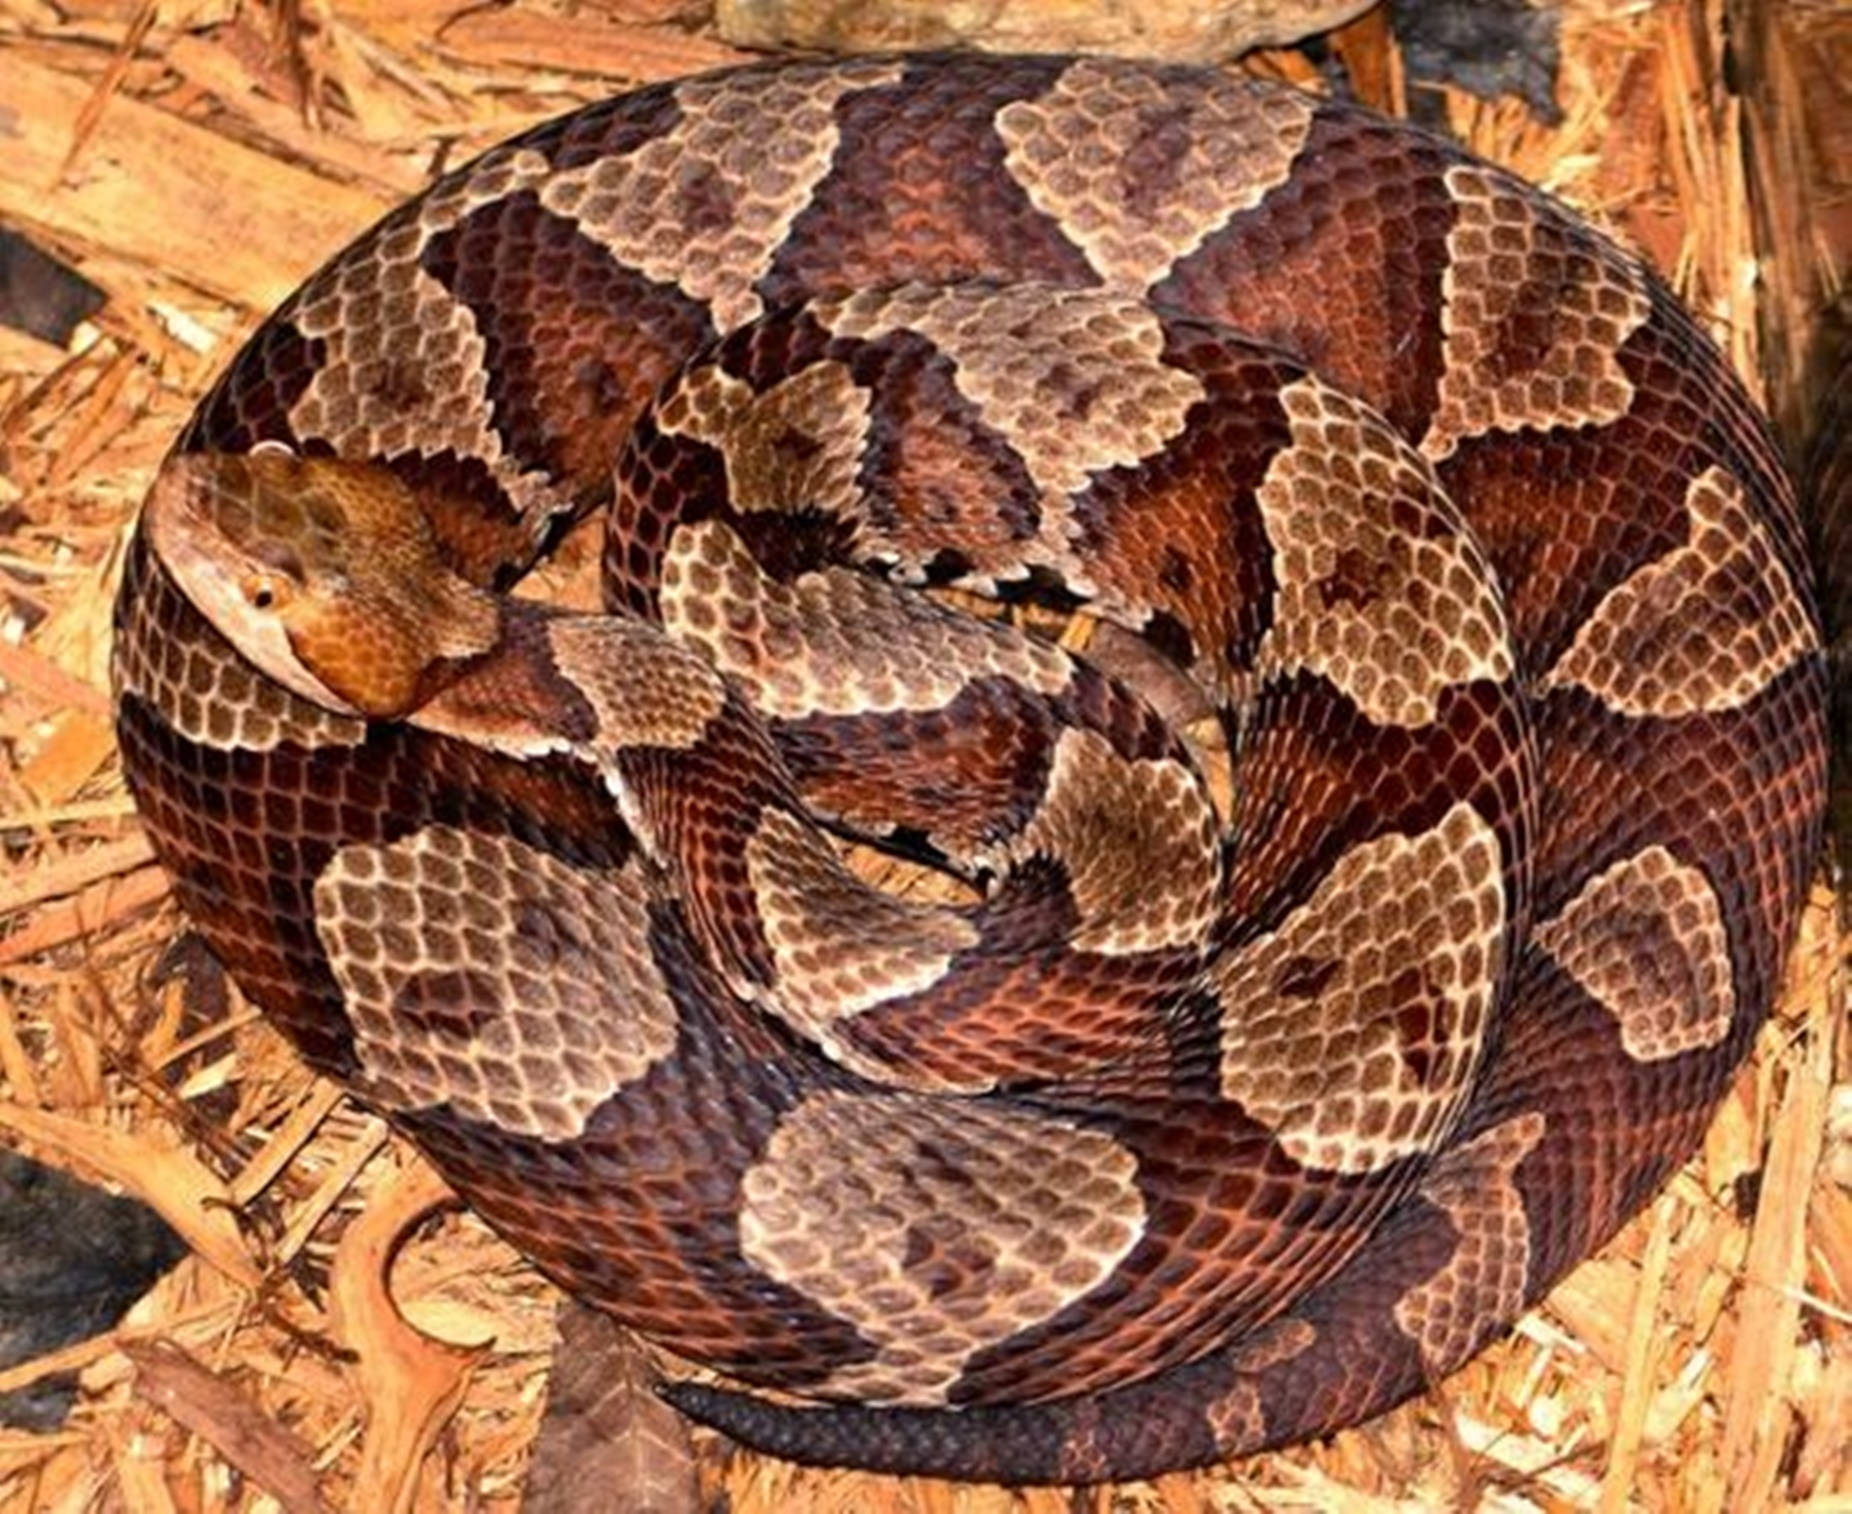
[0,1,1847,1510]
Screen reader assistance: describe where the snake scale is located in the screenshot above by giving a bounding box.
[113,53,1829,1483]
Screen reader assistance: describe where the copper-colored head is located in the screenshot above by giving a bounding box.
[142,449,501,719]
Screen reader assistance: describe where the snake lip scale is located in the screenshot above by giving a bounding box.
[113,51,1828,1485]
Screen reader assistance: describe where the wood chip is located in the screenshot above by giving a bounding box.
[124,1338,331,1514]
[1719,956,1836,1508]
[0,57,392,312]
[328,1156,483,1514]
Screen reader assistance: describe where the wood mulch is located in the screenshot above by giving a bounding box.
[0,1,1845,1509]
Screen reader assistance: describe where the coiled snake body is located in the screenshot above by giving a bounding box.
[114,53,1829,1483]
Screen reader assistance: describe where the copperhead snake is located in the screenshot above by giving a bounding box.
[113,53,1829,1484]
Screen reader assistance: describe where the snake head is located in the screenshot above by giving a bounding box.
[142,448,502,720]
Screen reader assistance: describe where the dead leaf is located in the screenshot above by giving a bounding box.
[124,1337,330,1514]
[523,1301,700,1514]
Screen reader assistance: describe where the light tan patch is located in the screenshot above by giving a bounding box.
[548,616,728,752]
[996,59,1316,293]
[287,148,561,533]
[1422,164,1652,461]
[1215,802,1506,1173]
[814,283,1205,506]
[1392,1112,1547,1369]
[1539,467,1819,716]
[1202,1318,1318,1453]
[1003,728,1221,956]
[746,809,979,1049]
[1255,375,1512,726]
[538,61,905,332]
[1534,845,1736,1062]
[740,1090,1146,1403]
[659,519,1074,721]
[315,826,679,1141]
[654,360,873,523]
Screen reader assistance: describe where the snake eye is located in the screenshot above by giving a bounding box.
[240,573,290,611]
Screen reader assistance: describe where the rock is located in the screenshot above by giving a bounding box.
[715,0,1378,63]
[0,1151,187,1430]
